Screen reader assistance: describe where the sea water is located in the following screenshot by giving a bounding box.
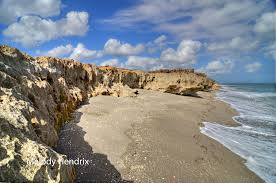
[200,84,276,183]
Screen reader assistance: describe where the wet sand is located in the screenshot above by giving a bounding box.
[56,90,263,183]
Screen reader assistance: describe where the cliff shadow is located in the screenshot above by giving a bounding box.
[182,93,203,98]
[55,103,132,183]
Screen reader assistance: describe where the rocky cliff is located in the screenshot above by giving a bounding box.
[0,45,216,182]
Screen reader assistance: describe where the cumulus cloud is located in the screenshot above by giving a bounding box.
[160,40,201,65]
[254,11,276,39]
[47,44,74,58]
[265,43,276,60]
[201,60,234,75]
[3,11,89,47]
[245,62,262,73]
[125,56,160,70]
[121,39,201,70]
[147,35,168,53]
[102,0,273,74]
[104,38,145,56]
[100,59,121,67]
[154,35,167,47]
[69,43,102,61]
[208,36,259,52]
[41,43,102,61]
[124,39,201,70]
[0,0,61,24]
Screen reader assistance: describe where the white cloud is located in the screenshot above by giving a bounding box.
[3,11,89,47]
[102,0,227,28]
[100,59,121,67]
[265,43,276,60]
[125,56,160,70]
[245,62,262,73]
[160,40,201,65]
[69,43,102,61]
[154,35,167,46]
[104,38,145,56]
[41,43,102,61]
[202,60,234,74]
[102,0,273,75]
[47,44,74,58]
[151,64,165,71]
[102,0,188,27]
[186,0,267,39]
[0,0,61,24]
[208,36,259,52]
[147,35,168,53]
[103,0,272,40]
[254,11,276,39]
[122,39,201,70]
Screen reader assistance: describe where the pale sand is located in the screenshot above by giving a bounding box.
[56,90,263,183]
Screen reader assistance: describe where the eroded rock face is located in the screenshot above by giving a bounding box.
[98,66,215,93]
[0,45,217,182]
[0,46,75,182]
[144,69,215,94]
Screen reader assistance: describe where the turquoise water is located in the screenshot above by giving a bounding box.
[200,84,276,183]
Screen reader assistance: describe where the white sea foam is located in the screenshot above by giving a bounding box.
[200,84,276,183]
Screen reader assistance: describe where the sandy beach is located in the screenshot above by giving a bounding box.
[56,90,263,183]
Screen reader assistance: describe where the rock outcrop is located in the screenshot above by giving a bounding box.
[0,45,216,182]
[98,66,215,94]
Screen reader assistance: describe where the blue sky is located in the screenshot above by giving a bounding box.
[0,0,275,83]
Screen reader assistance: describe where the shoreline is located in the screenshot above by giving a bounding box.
[201,86,275,183]
[200,91,265,183]
[56,89,264,182]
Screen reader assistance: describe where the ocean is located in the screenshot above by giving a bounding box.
[200,84,276,183]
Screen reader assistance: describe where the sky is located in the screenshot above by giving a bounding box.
[0,0,275,83]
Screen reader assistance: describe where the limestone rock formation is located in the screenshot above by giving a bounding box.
[92,83,138,97]
[0,46,75,182]
[145,69,214,95]
[0,45,217,182]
